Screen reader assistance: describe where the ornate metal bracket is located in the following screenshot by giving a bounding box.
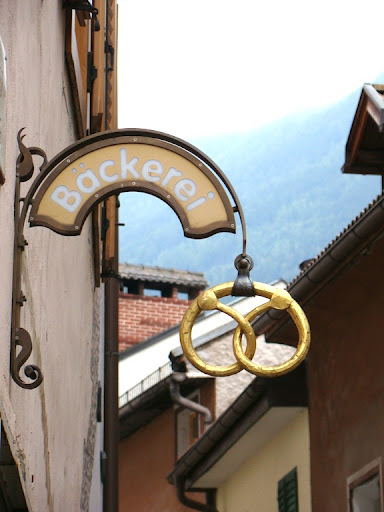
[11,129,47,389]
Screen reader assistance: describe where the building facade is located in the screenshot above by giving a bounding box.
[168,367,310,512]
[0,1,118,510]
[252,83,384,512]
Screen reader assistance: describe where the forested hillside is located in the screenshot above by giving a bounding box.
[119,86,381,286]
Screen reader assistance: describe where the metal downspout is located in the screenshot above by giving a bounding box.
[103,198,119,512]
[103,270,119,511]
[169,373,213,424]
[103,1,119,509]
[175,476,217,512]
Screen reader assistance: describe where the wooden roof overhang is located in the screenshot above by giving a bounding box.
[343,84,384,175]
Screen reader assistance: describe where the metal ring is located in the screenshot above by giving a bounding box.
[179,283,257,376]
[232,283,310,376]
[179,282,310,378]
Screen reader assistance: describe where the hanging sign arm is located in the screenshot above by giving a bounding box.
[11,129,47,389]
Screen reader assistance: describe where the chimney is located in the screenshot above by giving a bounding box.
[118,264,208,352]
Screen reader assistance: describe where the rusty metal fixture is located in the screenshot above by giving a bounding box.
[180,282,310,378]
[11,129,46,388]
[63,0,98,15]
[63,1,100,32]
[232,254,255,297]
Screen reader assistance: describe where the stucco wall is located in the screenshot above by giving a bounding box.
[0,2,103,510]
[216,409,311,512]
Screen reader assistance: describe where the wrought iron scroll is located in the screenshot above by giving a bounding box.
[11,129,47,388]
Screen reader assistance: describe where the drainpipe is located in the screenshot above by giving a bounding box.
[103,219,119,512]
[103,1,118,509]
[170,373,215,510]
[103,272,119,511]
[103,196,119,512]
[175,476,217,512]
[169,373,213,424]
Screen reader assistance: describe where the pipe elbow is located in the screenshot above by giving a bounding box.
[169,373,213,424]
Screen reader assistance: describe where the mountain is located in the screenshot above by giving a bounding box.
[118,86,381,287]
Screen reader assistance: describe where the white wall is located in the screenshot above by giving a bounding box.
[0,2,103,510]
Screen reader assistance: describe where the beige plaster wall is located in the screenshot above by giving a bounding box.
[0,2,103,511]
[216,409,311,512]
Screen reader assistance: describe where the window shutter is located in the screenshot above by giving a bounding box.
[278,467,299,512]
[65,10,89,139]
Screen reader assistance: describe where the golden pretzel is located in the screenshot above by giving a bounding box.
[179,282,310,378]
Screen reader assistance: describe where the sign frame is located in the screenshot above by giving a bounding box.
[29,132,236,238]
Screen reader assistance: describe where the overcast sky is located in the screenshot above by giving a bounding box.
[117,0,384,140]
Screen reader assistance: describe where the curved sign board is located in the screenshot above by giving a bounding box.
[29,131,236,238]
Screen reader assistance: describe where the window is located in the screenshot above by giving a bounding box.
[278,467,298,512]
[143,288,162,297]
[348,459,383,512]
[65,8,90,138]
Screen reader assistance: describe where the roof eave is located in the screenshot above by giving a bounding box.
[344,83,384,175]
[252,193,384,343]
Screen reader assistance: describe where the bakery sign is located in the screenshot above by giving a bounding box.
[29,130,236,238]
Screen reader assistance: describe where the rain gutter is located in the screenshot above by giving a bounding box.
[175,476,217,512]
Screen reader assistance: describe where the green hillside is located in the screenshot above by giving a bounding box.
[119,87,381,286]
